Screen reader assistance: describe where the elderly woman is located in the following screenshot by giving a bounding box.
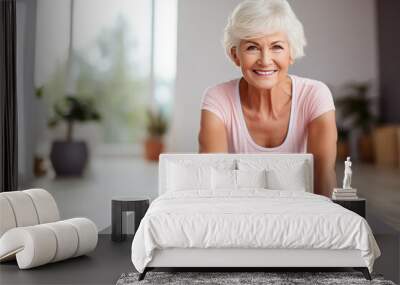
[198,0,337,197]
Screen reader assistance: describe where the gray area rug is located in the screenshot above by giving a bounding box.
[116,271,396,285]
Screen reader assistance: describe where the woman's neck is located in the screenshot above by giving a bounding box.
[239,76,292,120]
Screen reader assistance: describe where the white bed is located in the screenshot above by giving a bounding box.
[131,154,380,280]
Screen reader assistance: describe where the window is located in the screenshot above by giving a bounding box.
[35,0,177,149]
[153,0,177,118]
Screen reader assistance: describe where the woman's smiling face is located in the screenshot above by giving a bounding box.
[232,31,293,91]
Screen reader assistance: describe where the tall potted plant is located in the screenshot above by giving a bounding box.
[335,82,376,163]
[144,109,168,161]
[49,95,101,176]
[337,126,350,161]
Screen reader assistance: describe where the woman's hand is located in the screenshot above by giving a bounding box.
[307,110,338,197]
[198,110,228,153]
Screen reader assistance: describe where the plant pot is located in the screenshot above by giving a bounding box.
[144,137,164,161]
[337,140,350,161]
[50,140,88,176]
[34,156,47,177]
[358,134,374,163]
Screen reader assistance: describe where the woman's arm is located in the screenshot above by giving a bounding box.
[198,110,228,153]
[307,110,337,197]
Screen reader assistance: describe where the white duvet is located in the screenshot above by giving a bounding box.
[131,190,380,273]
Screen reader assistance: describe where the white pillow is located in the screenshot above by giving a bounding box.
[236,169,267,189]
[167,162,211,191]
[211,168,236,190]
[238,159,309,192]
[266,168,307,191]
[211,168,268,190]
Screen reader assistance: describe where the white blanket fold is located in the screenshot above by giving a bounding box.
[131,190,380,273]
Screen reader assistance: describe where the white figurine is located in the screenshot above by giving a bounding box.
[342,157,352,189]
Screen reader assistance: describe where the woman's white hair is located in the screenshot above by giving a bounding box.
[223,0,306,61]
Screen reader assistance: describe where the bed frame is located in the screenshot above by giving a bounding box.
[140,248,371,280]
[138,154,372,281]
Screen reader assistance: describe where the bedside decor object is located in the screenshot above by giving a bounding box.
[343,157,352,189]
[0,188,98,269]
[332,157,358,200]
[49,96,101,176]
[112,197,150,242]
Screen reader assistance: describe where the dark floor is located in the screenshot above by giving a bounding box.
[1,231,399,285]
[0,235,133,285]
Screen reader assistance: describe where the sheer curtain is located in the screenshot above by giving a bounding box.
[0,0,18,192]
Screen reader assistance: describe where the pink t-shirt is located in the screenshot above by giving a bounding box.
[201,75,335,153]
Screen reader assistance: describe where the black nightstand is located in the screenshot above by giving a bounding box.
[111,197,150,242]
[332,198,366,218]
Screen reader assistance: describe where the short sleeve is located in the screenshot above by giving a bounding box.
[200,86,228,125]
[306,82,335,123]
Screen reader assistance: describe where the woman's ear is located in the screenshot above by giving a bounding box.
[289,56,294,65]
[231,47,241,67]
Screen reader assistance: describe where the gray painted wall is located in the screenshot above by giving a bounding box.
[377,0,400,123]
[167,0,379,152]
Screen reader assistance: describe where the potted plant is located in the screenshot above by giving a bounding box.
[337,126,350,161]
[49,95,101,176]
[144,109,168,161]
[335,82,376,163]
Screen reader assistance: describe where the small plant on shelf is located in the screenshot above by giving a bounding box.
[144,109,168,161]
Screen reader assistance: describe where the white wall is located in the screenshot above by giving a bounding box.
[168,0,378,152]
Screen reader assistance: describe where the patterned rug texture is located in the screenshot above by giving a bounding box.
[116,271,396,285]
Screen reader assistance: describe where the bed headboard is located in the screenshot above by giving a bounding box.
[159,153,314,195]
